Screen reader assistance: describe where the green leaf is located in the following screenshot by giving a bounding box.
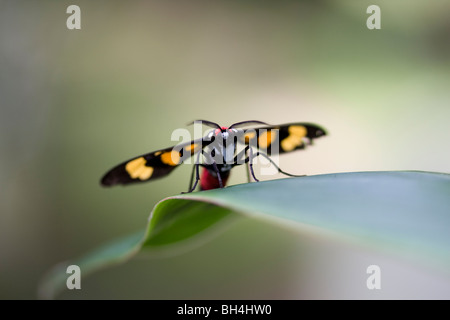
[39,171,450,299]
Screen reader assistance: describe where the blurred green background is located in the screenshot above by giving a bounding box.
[1,0,449,299]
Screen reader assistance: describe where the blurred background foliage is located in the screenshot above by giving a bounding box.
[0,0,449,299]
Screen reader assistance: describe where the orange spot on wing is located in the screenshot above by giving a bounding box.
[161,151,181,166]
[258,130,275,149]
[185,143,199,153]
[244,131,256,143]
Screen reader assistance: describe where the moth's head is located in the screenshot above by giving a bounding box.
[208,127,238,141]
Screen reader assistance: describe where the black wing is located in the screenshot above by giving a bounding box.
[101,138,210,186]
[237,122,327,155]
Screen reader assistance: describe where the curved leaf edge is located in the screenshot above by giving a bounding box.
[38,170,450,299]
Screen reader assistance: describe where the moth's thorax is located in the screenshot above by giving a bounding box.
[206,127,239,165]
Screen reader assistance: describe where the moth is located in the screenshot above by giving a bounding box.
[101,120,327,192]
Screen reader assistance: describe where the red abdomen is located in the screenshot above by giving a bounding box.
[200,168,230,190]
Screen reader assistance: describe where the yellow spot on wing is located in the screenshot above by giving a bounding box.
[185,143,199,153]
[289,125,307,137]
[161,151,181,166]
[244,131,256,143]
[154,151,162,156]
[258,130,275,149]
[126,157,145,173]
[137,166,153,180]
[125,157,154,180]
[281,125,307,152]
[281,139,297,152]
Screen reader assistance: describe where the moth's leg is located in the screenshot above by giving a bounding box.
[187,163,196,192]
[245,148,251,183]
[253,151,306,178]
[233,145,252,183]
[184,151,202,193]
[247,147,259,182]
[211,161,223,188]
